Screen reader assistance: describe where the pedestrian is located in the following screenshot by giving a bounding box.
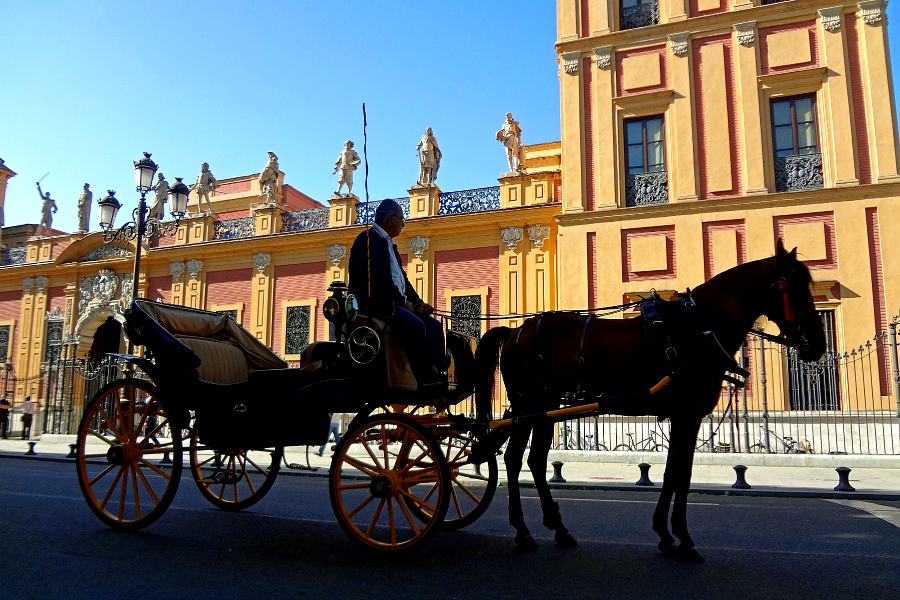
[0,396,10,439]
[316,413,342,456]
[19,396,35,440]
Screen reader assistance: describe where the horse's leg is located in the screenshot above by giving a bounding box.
[527,420,577,548]
[505,423,538,551]
[654,416,705,562]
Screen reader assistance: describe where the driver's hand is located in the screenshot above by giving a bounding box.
[404,301,414,312]
[415,302,434,317]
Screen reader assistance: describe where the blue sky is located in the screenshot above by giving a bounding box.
[0,2,897,233]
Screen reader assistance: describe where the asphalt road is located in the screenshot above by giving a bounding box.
[1,457,898,600]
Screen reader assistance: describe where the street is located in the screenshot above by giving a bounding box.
[1,457,898,599]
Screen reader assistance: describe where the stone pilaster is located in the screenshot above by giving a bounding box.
[252,203,283,236]
[250,252,274,345]
[328,195,358,227]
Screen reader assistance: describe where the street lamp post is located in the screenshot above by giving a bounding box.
[97,152,189,302]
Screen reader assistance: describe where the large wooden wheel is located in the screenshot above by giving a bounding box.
[427,431,498,530]
[188,431,283,511]
[75,378,182,531]
[329,413,450,552]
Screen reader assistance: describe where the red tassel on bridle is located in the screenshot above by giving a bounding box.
[775,279,794,323]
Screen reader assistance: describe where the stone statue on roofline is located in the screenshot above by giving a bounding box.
[333,140,361,196]
[191,162,217,216]
[149,173,168,221]
[259,151,281,205]
[77,183,92,233]
[35,182,58,237]
[496,112,524,173]
[415,127,441,186]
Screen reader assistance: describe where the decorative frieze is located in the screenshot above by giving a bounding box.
[327,244,346,266]
[78,277,94,315]
[859,0,885,26]
[121,273,134,303]
[501,226,524,251]
[818,7,843,32]
[409,236,429,259]
[77,245,132,262]
[734,22,756,47]
[527,224,550,249]
[561,52,580,75]
[593,46,612,69]
[254,252,271,273]
[170,261,186,281]
[186,259,203,279]
[669,33,689,57]
[93,269,119,303]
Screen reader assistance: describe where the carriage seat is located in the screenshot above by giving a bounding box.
[347,315,418,392]
[175,335,250,385]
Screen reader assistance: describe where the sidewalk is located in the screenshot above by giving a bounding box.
[3,436,899,500]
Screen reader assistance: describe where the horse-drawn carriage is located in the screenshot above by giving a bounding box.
[75,281,497,552]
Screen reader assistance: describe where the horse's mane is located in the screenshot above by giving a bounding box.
[692,249,811,297]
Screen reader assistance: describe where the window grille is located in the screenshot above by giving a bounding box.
[450,295,482,339]
[285,305,312,355]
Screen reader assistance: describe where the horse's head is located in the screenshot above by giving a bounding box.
[765,239,827,362]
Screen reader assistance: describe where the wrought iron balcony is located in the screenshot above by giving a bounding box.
[620,1,659,31]
[761,0,791,5]
[774,153,824,193]
[281,207,330,232]
[213,216,256,240]
[625,171,668,207]
[1,247,27,266]
[438,186,501,215]
[355,198,410,224]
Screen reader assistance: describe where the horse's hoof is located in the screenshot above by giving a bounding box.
[678,545,705,563]
[658,541,678,557]
[555,531,578,548]
[515,534,538,552]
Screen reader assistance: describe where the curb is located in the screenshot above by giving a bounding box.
[5,452,899,501]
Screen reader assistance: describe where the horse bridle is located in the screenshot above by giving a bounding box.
[770,277,811,352]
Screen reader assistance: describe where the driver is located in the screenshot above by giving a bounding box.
[348,199,445,384]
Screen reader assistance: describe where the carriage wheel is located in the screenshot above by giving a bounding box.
[75,378,182,531]
[404,431,498,531]
[329,413,450,552]
[188,432,283,511]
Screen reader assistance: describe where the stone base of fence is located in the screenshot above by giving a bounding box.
[543,449,900,469]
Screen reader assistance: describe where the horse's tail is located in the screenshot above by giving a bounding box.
[474,326,512,422]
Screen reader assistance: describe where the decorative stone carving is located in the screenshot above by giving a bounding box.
[170,261,185,281]
[186,259,203,279]
[47,306,64,321]
[22,277,34,292]
[34,276,48,293]
[416,128,441,186]
[78,245,133,262]
[859,0,885,25]
[593,46,612,69]
[496,113,525,173]
[409,236,429,259]
[819,7,843,32]
[78,277,95,315]
[327,244,346,266]
[734,22,756,47]
[561,51,579,75]
[669,33,689,57]
[253,252,271,273]
[333,141,361,195]
[259,152,281,205]
[527,224,551,249]
[501,226,524,251]
[121,273,133,303]
[93,269,119,303]
[191,162,217,214]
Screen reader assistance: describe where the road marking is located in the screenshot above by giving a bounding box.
[826,499,900,529]
[522,496,718,506]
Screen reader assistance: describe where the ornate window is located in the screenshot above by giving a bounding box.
[771,95,823,192]
[216,309,238,321]
[0,324,10,363]
[44,319,64,361]
[624,115,668,207]
[210,303,243,327]
[282,299,317,358]
[449,295,483,339]
[620,0,659,31]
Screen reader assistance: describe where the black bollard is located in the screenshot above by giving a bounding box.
[549,460,566,483]
[66,444,77,459]
[732,465,751,489]
[24,441,37,456]
[834,466,855,492]
[636,463,654,486]
[160,452,172,465]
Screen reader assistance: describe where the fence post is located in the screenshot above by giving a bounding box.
[759,336,771,453]
[890,320,900,418]
[742,339,750,452]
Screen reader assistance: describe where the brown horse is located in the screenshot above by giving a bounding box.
[474,241,826,562]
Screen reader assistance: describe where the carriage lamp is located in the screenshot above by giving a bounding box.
[323,280,358,324]
[97,190,122,230]
[167,177,190,220]
[134,152,158,192]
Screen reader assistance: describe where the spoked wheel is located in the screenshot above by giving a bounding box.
[406,431,498,531]
[189,431,283,511]
[329,413,450,552]
[75,378,182,531]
